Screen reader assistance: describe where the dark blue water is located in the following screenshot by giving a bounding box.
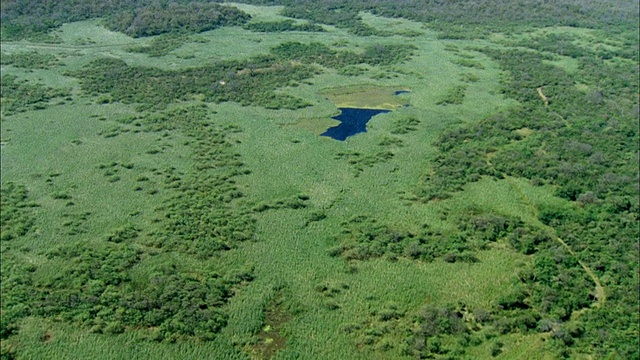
[394,90,411,95]
[321,108,390,141]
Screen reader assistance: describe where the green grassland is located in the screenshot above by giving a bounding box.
[1,2,638,359]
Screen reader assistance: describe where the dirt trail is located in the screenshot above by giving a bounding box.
[504,176,606,314]
[537,87,549,106]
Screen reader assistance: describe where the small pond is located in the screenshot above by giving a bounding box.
[321,108,391,141]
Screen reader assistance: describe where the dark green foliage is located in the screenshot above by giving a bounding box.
[390,116,421,134]
[0,104,257,345]
[0,183,38,242]
[507,227,553,255]
[1,242,250,342]
[460,73,480,83]
[334,150,394,174]
[0,51,58,69]
[105,3,251,38]
[412,27,638,357]
[491,341,503,356]
[71,56,314,110]
[271,42,415,68]
[279,2,360,29]
[436,85,467,105]
[253,194,309,212]
[2,0,638,42]
[404,305,469,358]
[337,65,368,77]
[345,302,406,351]
[314,281,349,298]
[451,58,485,69]
[360,44,416,66]
[515,33,590,59]
[240,0,640,42]
[127,34,187,57]
[0,75,70,115]
[414,305,467,337]
[244,20,324,33]
[0,1,240,41]
[135,106,256,258]
[105,225,140,243]
[330,210,553,265]
[347,22,391,37]
[71,40,412,111]
[270,42,355,68]
[329,216,471,262]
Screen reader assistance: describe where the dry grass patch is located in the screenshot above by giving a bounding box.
[321,85,410,110]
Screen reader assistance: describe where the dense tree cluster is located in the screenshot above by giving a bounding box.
[126,33,189,57]
[2,0,638,42]
[239,0,639,38]
[1,242,251,343]
[1,1,251,41]
[271,42,415,68]
[70,57,315,110]
[105,2,251,38]
[244,19,324,33]
[334,208,609,357]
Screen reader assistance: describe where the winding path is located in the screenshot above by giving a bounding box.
[536,86,549,106]
[504,176,606,315]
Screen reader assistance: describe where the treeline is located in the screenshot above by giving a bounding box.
[105,2,251,38]
[240,0,638,38]
[244,19,324,33]
[515,31,639,63]
[271,42,415,68]
[1,1,251,41]
[4,0,636,42]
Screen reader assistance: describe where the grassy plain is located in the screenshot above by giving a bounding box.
[1,3,607,359]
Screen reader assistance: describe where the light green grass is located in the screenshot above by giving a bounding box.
[0,103,191,251]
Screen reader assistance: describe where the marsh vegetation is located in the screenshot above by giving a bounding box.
[1,1,638,359]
